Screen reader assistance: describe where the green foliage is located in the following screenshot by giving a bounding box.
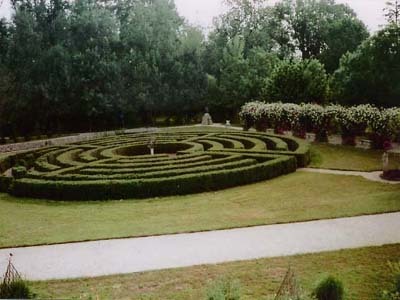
[2,129,310,200]
[313,276,344,300]
[288,0,368,71]
[384,0,400,27]
[331,25,400,107]
[0,0,207,135]
[241,101,400,148]
[12,166,27,179]
[207,37,280,119]
[265,59,328,103]
[381,261,400,300]
[319,15,369,73]
[206,278,241,300]
[217,36,251,117]
[11,154,297,200]
[0,176,13,192]
[0,0,378,132]
[0,280,33,299]
[202,0,368,114]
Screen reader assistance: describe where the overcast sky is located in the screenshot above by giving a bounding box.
[0,0,388,32]
[175,0,387,32]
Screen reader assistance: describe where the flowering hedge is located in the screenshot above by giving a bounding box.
[240,102,400,149]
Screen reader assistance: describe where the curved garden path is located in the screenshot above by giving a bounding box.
[1,212,400,281]
[1,124,398,281]
[299,168,400,184]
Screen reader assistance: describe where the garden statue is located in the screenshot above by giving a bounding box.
[202,107,213,126]
[382,151,389,172]
[148,136,156,155]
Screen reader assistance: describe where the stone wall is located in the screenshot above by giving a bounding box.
[0,128,157,154]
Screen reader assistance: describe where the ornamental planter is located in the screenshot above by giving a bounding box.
[266,129,275,134]
[293,129,306,139]
[370,134,393,150]
[341,134,357,146]
[306,133,316,142]
[255,120,268,132]
[328,135,342,145]
[283,131,293,137]
[315,130,329,143]
[381,150,400,181]
[274,128,285,135]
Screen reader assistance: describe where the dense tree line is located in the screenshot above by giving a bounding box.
[0,0,398,137]
[0,0,207,136]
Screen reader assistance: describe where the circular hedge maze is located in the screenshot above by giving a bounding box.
[0,128,310,200]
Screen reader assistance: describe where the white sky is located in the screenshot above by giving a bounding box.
[0,0,388,32]
[175,0,387,32]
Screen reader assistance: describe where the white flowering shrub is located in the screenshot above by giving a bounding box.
[369,108,400,149]
[240,102,400,149]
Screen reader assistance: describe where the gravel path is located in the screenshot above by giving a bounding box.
[1,213,399,281]
[300,168,400,184]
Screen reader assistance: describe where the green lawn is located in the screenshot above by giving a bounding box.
[310,143,384,171]
[1,171,399,248]
[31,244,400,300]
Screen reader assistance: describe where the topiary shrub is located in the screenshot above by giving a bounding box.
[0,280,33,299]
[313,276,344,300]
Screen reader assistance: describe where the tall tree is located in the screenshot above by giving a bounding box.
[0,19,8,61]
[385,0,400,27]
[285,0,368,72]
[203,0,292,77]
[265,59,328,103]
[118,0,184,124]
[0,19,10,137]
[168,25,208,122]
[217,35,251,117]
[331,25,400,107]
[67,0,122,131]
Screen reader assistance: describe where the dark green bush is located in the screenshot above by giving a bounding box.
[0,176,13,192]
[4,130,309,201]
[0,280,33,299]
[79,158,256,179]
[313,276,344,300]
[12,166,27,179]
[10,156,296,200]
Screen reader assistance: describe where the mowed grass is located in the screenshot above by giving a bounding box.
[31,244,400,300]
[310,143,384,171]
[0,172,399,248]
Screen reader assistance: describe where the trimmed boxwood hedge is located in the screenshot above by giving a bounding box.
[10,156,296,200]
[0,128,310,200]
[0,176,12,192]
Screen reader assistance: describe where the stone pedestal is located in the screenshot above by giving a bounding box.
[266,129,275,135]
[328,135,342,145]
[306,133,316,142]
